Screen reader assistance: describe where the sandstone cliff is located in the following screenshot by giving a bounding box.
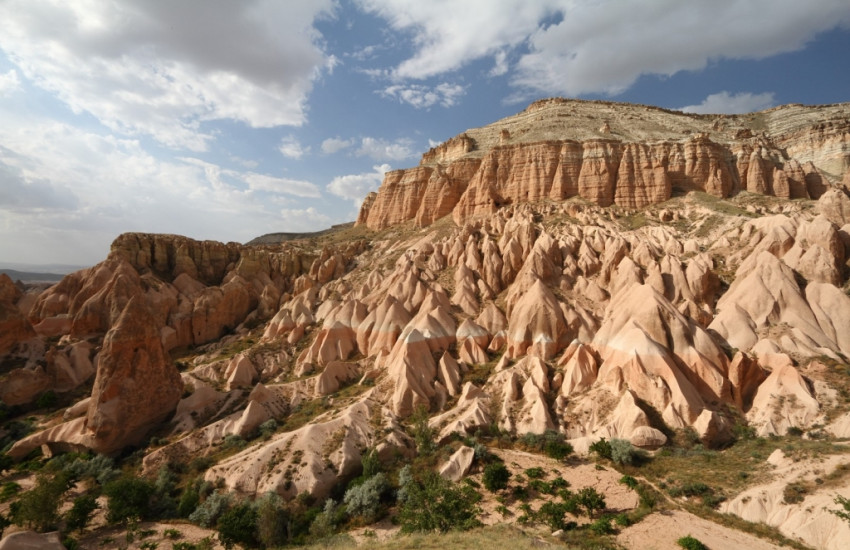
[358,99,850,229]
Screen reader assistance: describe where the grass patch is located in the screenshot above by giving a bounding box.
[301,523,613,550]
[280,384,371,433]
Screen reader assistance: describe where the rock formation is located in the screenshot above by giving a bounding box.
[2,100,850,550]
[359,99,848,229]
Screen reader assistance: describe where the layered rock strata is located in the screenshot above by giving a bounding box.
[359,99,850,229]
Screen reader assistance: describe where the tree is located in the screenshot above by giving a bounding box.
[397,471,481,533]
[482,462,511,493]
[64,493,98,533]
[10,471,70,532]
[104,477,155,524]
[344,472,389,522]
[410,405,435,455]
[256,492,286,549]
[577,487,606,518]
[217,501,257,549]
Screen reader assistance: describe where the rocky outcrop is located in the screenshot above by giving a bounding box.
[10,296,183,457]
[358,99,849,229]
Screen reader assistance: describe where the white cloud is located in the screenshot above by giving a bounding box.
[489,50,509,77]
[680,91,776,114]
[277,207,332,231]
[243,173,320,197]
[0,69,20,96]
[321,137,355,154]
[0,1,336,150]
[355,0,559,79]
[357,137,415,161]
[0,113,323,265]
[381,82,466,108]
[327,163,390,204]
[279,135,310,160]
[357,0,850,98]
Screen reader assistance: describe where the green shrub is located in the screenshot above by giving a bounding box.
[188,491,231,528]
[520,431,573,460]
[589,438,612,460]
[64,454,119,486]
[636,484,657,509]
[256,492,286,548]
[104,477,156,524]
[217,501,257,549]
[537,501,570,530]
[610,438,637,465]
[360,447,381,479]
[397,471,481,533]
[344,472,389,522]
[833,494,850,524]
[410,405,435,455]
[309,498,344,540]
[35,390,57,409]
[524,467,545,479]
[65,493,98,533]
[619,475,638,489]
[577,487,606,518]
[257,419,277,439]
[482,462,511,493]
[10,471,70,531]
[0,481,20,502]
[677,535,708,550]
[589,515,615,535]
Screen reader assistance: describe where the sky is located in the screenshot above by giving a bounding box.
[1,0,849,268]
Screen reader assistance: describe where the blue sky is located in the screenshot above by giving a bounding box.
[1,0,849,267]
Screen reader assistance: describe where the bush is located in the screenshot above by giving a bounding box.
[833,494,850,524]
[256,492,286,548]
[177,479,201,518]
[537,501,570,530]
[589,516,615,535]
[0,481,20,502]
[619,475,638,490]
[677,535,708,550]
[217,501,257,549]
[64,454,119,486]
[636,484,657,509]
[104,477,156,524]
[65,493,98,533]
[410,406,435,455]
[309,499,343,540]
[610,438,637,465]
[360,448,381,479]
[482,462,511,493]
[519,431,573,460]
[577,487,606,518]
[257,419,277,439]
[344,472,389,522]
[397,471,481,533]
[524,467,545,479]
[10,471,70,531]
[589,438,612,460]
[35,390,58,409]
[188,491,231,528]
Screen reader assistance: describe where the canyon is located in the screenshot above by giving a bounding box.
[2,98,850,549]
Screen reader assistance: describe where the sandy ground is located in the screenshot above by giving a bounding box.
[616,509,784,550]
